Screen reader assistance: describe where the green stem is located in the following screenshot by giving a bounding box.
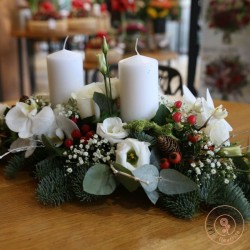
[103,53,113,115]
[103,75,111,115]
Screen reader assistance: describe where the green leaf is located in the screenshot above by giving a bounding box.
[41,135,63,156]
[132,164,159,192]
[152,104,170,125]
[158,169,197,195]
[83,163,117,195]
[113,163,139,192]
[93,92,110,115]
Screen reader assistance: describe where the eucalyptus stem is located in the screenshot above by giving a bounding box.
[110,164,149,185]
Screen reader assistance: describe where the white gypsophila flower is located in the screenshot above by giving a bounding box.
[211,169,216,174]
[5,99,55,139]
[224,179,229,184]
[195,167,201,175]
[116,138,151,172]
[96,117,128,144]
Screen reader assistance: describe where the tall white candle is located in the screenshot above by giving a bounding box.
[119,54,159,122]
[47,48,84,107]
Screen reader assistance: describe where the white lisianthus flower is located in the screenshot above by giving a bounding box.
[5,99,55,138]
[96,117,128,144]
[116,138,151,171]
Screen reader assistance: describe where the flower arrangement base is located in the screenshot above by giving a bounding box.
[27,19,68,32]
[67,17,97,32]
[85,48,123,65]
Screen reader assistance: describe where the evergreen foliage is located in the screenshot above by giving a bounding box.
[36,168,72,206]
[35,157,65,180]
[4,153,25,178]
[158,191,199,219]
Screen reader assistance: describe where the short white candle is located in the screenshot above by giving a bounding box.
[47,48,84,107]
[119,54,159,122]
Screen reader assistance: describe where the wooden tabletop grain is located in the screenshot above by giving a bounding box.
[0,100,250,250]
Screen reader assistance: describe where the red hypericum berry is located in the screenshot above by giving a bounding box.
[71,129,82,139]
[169,152,182,164]
[172,112,182,123]
[187,115,197,125]
[188,134,200,143]
[71,117,78,123]
[64,138,73,148]
[86,130,94,139]
[81,124,91,134]
[174,101,182,109]
[208,146,215,151]
[160,158,171,169]
[80,136,88,144]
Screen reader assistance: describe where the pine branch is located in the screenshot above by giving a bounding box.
[4,153,25,179]
[199,176,250,220]
[158,191,199,219]
[36,168,72,206]
[35,157,65,181]
[70,166,101,203]
[216,183,250,220]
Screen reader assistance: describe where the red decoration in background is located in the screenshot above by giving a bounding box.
[204,56,249,100]
[111,0,136,13]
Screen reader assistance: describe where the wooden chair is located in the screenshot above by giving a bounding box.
[158,65,183,95]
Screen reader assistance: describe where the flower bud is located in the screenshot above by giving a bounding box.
[97,53,107,75]
[218,145,242,157]
[102,36,109,55]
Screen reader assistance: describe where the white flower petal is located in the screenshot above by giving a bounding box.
[32,106,55,135]
[5,106,28,133]
[56,115,79,139]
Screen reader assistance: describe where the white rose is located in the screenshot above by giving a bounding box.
[116,138,151,171]
[75,79,120,119]
[96,117,128,144]
[75,82,104,119]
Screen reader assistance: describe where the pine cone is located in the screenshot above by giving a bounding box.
[157,136,180,156]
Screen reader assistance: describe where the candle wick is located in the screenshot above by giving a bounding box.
[135,38,140,55]
[63,36,69,50]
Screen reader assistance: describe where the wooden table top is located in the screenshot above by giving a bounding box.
[0,100,250,250]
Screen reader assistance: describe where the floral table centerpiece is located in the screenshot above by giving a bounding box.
[1,38,250,220]
[206,0,250,44]
[67,0,110,32]
[27,0,68,32]
[204,56,250,101]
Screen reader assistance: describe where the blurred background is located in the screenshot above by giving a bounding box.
[0,0,250,103]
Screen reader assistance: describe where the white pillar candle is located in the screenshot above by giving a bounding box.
[119,54,159,122]
[47,49,84,107]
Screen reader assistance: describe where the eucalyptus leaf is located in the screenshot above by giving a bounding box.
[152,104,170,125]
[145,190,159,204]
[132,164,159,192]
[113,163,139,192]
[83,163,117,195]
[158,169,197,195]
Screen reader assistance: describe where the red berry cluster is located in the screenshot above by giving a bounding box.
[64,124,94,148]
[160,152,182,169]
